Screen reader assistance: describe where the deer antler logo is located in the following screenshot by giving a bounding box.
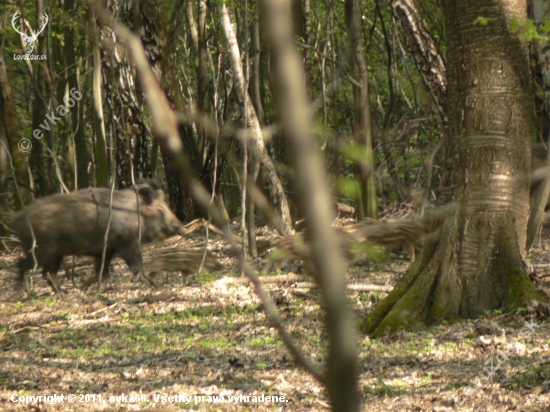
[11,11,49,54]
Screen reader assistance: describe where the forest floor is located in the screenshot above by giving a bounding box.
[0,219,550,411]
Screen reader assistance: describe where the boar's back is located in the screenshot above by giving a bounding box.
[10,186,167,257]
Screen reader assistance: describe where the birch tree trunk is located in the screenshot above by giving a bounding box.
[219,6,292,235]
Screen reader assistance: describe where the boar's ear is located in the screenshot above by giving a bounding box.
[137,185,158,205]
[146,179,162,191]
[135,178,161,191]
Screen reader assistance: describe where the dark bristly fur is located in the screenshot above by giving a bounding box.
[9,180,186,292]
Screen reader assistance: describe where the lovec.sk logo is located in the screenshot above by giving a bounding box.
[10,9,81,153]
[11,10,49,60]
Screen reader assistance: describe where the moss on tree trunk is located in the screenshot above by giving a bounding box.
[361,213,545,337]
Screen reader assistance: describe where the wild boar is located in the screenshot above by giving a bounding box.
[9,180,186,292]
[145,247,223,278]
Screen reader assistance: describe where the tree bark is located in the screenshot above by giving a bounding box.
[345,0,378,220]
[197,0,211,160]
[364,0,544,335]
[65,0,89,189]
[534,0,550,117]
[250,12,263,124]
[0,80,9,226]
[247,9,263,256]
[0,19,31,206]
[52,13,74,190]
[220,6,292,235]
[89,7,110,188]
[160,0,216,222]
[30,0,52,196]
[100,0,152,188]
[392,0,447,122]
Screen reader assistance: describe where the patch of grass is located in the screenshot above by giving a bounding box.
[0,372,10,385]
[0,300,31,314]
[201,337,232,349]
[42,297,58,308]
[59,346,87,358]
[177,401,199,409]
[39,320,202,358]
[376,345,388,355]
[250,336,279,347]
[177,305,246,319]
[256,360,269,368]
[505,365,550,390]
[442,341,460,353]
[242,304,261,314]
[363,378,401,397]
[195,272,217,282]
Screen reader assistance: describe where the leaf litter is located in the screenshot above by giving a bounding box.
[0,219,549,411]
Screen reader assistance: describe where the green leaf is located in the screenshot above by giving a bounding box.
[340,144,374,164]
[473,16,492,26]
[335,177,360,199]
[510,14,519,33]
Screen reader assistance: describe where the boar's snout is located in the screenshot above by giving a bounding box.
[163,219,186,238]
[149,196,186,239]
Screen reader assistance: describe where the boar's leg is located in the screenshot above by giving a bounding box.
[16,255,34,285]
[16,254,62,293]
[118,246,143,277]
[41,256,63,293]
[94,249,115,282]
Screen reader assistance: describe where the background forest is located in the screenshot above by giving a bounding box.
[0,0,447,225]
[1,0,550,411]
